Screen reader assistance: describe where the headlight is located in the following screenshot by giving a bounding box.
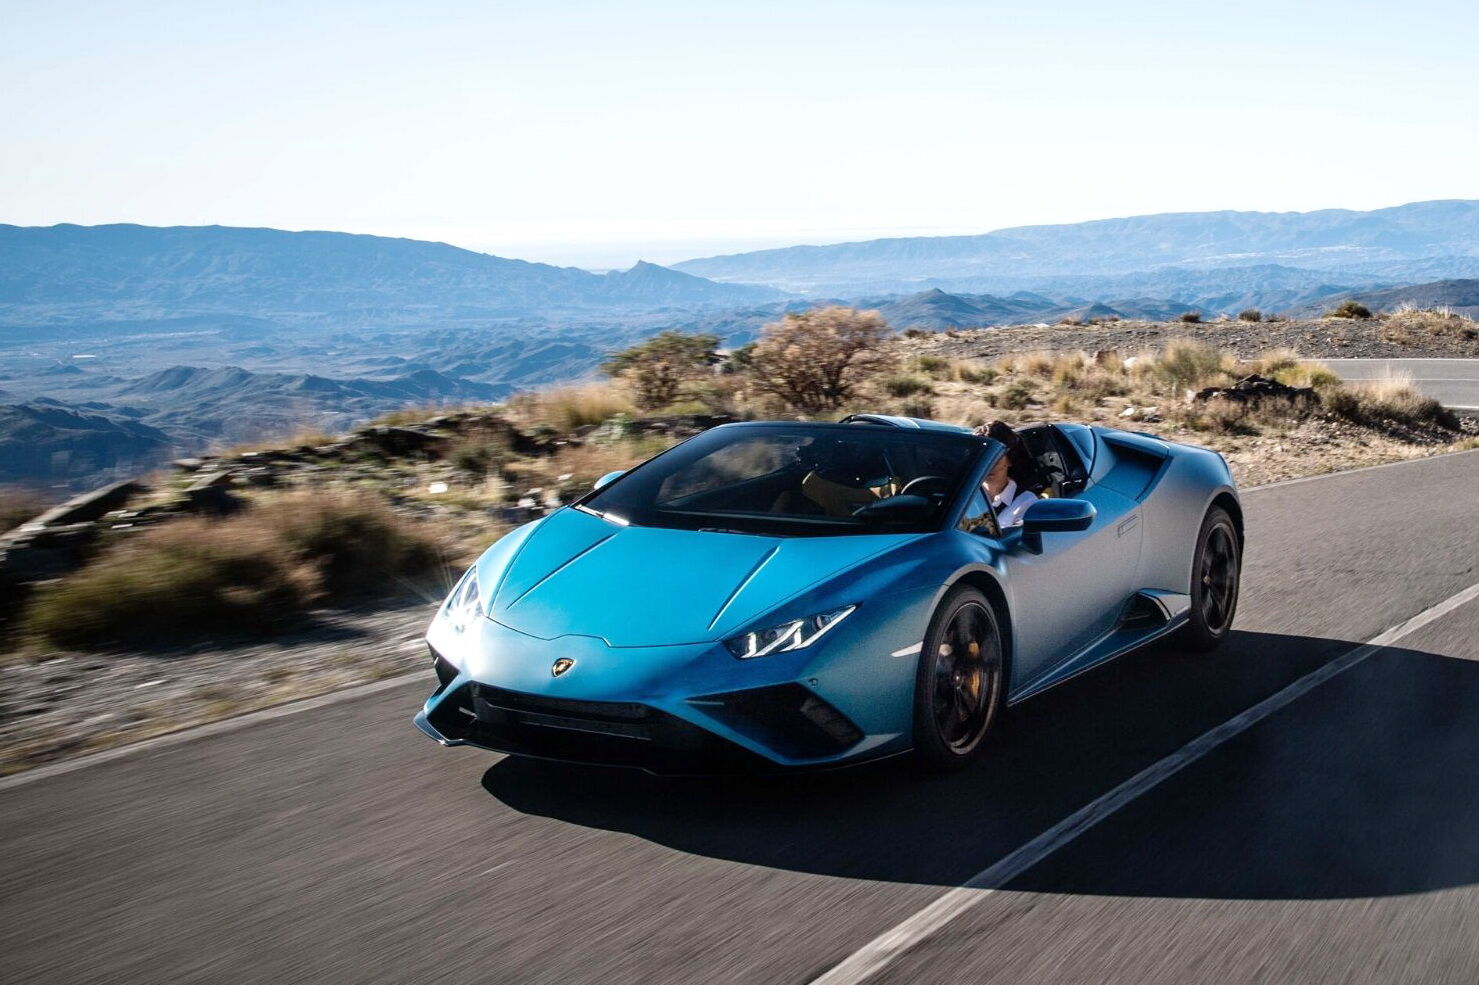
[441,566,482,635]
[724,605,855,659]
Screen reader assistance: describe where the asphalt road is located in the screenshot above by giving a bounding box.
[1321,358,1479,410]
[4,450,1479,985]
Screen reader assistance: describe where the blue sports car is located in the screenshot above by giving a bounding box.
[415,415,1242,772]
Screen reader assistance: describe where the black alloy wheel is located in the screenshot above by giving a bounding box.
[1178,506,1241,651]
[913,586,1005,770]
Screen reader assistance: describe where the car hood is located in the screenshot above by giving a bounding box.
[485,507,917,647]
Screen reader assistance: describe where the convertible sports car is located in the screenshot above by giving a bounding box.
[415,415,1242,772]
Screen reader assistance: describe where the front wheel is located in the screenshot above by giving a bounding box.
[1177,506,1241,651]
[911,586,1005,771]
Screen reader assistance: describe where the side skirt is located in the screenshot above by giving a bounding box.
[1007,590,1192,706]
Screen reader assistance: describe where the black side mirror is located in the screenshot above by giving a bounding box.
[1020,498,1096,553]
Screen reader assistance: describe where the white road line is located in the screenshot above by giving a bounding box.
[812,579,1479,985]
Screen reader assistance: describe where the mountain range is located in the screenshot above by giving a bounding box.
[0,224,782,333]
[4,202,1478,487]
[672,199,1479,295]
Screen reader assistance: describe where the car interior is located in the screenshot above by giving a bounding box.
[1016,424,1091,498]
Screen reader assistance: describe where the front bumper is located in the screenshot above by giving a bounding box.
[413,608,923,773]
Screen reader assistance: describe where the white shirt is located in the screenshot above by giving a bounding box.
[991,479,1039,528]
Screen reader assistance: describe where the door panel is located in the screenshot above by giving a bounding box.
[1001,483,1142,693]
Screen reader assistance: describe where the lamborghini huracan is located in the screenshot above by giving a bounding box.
[415,415,1242,772]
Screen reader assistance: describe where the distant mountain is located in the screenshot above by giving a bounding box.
[113,364,514,444]
[0,224,784,329]
[0,403,175,484]
[1288,279,1479,319]
[672,200,1479,294]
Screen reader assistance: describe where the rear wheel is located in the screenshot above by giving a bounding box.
[911,586,1005,771]
[1177,506,1241,651]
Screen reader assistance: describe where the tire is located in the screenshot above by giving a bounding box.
[911,585,1005,771]
[1177,506,1241,652]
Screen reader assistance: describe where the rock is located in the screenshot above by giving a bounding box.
[26,479,146,529]
[349,426,447,457]
[1192,374,1318,406]
[183,471,241,515]
[172,457,208,472]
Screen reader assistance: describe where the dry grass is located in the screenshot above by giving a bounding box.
[0,486,51,534]
[877,374,933,398]
[23,492,446,650]
[1381,306,1479,345]
[221,425,340,456]
[505,384,637,431]
[1325,373,1460,430]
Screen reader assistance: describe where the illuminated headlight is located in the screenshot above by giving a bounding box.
[724,605,856,659]
[441,566,483,635]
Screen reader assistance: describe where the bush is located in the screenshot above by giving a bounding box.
[24,493,444,650]
[1326,378,1459,429]
[995,380,1035,410]
[266,495,442,598]
[511,384,637,431]
[1238,308,1263,322]
[1151,339,1235,391]
[746,307,895,412]
[914,355,952,378]
[601,331,720,410]
[879,374,932,397]
[955,361,998,385]
[1178,311,1203,324]
[25,520,316,649]
[1327,300,1372,320]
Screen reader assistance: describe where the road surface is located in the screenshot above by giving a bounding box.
[1322,358,1479,410]
[4,450,1479,985]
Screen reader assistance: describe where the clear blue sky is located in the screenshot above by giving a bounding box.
[3,0,1476,268]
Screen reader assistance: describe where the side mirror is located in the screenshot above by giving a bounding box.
[1020,498,1095,553]
[593,469,625,491]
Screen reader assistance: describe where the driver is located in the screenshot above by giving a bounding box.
[976,421,1040,527]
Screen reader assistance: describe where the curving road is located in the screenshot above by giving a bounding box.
[1321,358,1479,410]
[4,450,1479,985]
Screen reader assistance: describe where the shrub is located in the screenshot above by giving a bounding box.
[954,361,998,385]
[601,331,720,410]
[1238,308,1263,322]
[996,380,1035,410]
[879,374,932,397]
[914,355,952,378]
[898,397,935,419]
[511,384,637,431]
[1326,377,1459,429]
[1150,339,1235,391]
[1327,300,1372,320]
[24,493,444,650]
[24,519,317,649]
[1178,311,1203,324]
[265,494,442,598]
[746,307,895,412]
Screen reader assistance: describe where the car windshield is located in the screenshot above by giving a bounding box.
[579,423,985,536]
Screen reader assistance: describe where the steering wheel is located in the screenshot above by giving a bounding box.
[900,475,950,496]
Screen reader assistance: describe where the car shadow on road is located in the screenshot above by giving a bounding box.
[482,629,1479,899]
